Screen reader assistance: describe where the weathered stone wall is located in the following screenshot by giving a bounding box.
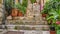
[0,0,49,30]
[6,0,47,25]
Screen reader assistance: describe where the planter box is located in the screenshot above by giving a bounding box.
[57,30,60,34]
[42,31,50,34]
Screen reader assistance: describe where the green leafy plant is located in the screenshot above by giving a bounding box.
[42,0,60,14]
[14,0,28,15]
[42,0,60,21]
[22,0,28,7]
[42,0,60,30]
[4,0,12,16]
[15,3,26,14]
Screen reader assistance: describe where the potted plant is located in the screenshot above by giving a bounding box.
[11,3,19,17]
[15,0,28,17]
[46,7,60,34]
[15,3,25,17]
[46,12,57,34]
[17,4,26,16]
[5,0,19,17]
[46,9,58,34]
[50,23,56,34]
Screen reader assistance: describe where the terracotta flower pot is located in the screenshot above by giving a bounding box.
[18,11,24,17]
[50,31,56,34]
[42,14,47,17]
[56,21,60,25]
[11,8,18,17]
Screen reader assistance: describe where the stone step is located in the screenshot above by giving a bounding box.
[6,25,49,27]
[3,30,50,34]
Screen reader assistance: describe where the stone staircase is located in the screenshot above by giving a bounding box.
[0,0,50,34]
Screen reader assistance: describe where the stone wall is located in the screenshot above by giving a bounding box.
[0,0,49,30]
[0,3,4,24]
[6,0,47,25]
